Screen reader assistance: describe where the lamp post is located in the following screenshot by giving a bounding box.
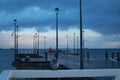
[66,35,68,53]
[14,19,17,61]
[80,0,83,69]
[33,35,35,53]
[16,26,19,55]
[82,31,85,57]
[55,8,59,59]
[73,33,76,54]
[44,36,47,61]
[35,33,37,54]
[38,30,39,55]
[77,36,79,55]
[73,33,76,64]
[49,8,59,70]
[44,36,46,53]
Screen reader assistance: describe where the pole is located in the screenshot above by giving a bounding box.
[73,33,76,55]
[14,19,17,61]
[33,35,35,53]
[73,33,76,65]
[66,35,68,53]
[38,30,39,55]
[44,36,47,61]
[44,36,46,53]
[82,31,85,57]
[80,0,83,69]
[77,36,79,54]
[16,26,18,55]
[35,33,37,54]
[56,9,59,59]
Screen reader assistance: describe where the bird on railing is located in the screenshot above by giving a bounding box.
[50,57,59,70]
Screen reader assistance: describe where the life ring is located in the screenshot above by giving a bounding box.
[49,47,52,52]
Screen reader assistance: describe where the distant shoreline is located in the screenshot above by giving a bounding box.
[0,48,120,50]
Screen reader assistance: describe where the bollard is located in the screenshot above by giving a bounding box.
[87,51,90,60]
[111,52,114,59]
[119,53,120,61]
[105,51,108,60]
[117,52,120,61]
[45,52,48,61]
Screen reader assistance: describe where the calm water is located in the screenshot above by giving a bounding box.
[0,49,120,80]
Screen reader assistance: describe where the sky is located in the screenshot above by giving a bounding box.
[0,0,120,49]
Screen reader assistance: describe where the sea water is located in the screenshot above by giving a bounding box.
[0,48,120,80]
[0,49,120,71]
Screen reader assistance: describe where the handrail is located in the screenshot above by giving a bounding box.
[0,69,120,80]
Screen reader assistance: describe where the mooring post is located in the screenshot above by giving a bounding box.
[105,51,108,60]
[111,52,114,59]
[45,52,48,61]
[117,52,120,61]
[87,51,90,60]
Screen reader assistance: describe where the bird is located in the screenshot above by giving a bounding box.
[50,57,59,70]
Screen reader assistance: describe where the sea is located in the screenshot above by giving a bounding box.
[0,48,120,80]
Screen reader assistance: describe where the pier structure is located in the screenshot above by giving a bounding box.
[11,1,120,80]
[12,8,69,70]
[12,0,86,70]
[12,20,48,69]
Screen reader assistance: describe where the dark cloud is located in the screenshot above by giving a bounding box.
[0,0,120,35]
[0,0,79,31]
[82,0,120,35]
[0,0,79,13]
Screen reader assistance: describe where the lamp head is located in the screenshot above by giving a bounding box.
[55,8,59,14]
[14,19,17,22]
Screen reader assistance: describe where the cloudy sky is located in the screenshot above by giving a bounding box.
[0,0,120,49]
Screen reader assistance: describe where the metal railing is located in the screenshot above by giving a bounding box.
[0,69,120,80]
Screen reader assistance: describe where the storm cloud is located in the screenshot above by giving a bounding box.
[0,0,120,48]
[0,0,120,35]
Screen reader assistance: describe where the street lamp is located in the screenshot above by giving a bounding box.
[77,36,79,55]
[55,8,59,15]
[73,33,76,64]
[33,35,35,53]
[66,35,68,53]
[44,36,46,52]
[35,33,38,54]
[82,31,85,57]
[38,30,39,55]
[16,26,19,55]
[73,33,76,54]
[55,8,59,59]
[50,8,59,70]
[14,19,17,61]
[44,36,47,61]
